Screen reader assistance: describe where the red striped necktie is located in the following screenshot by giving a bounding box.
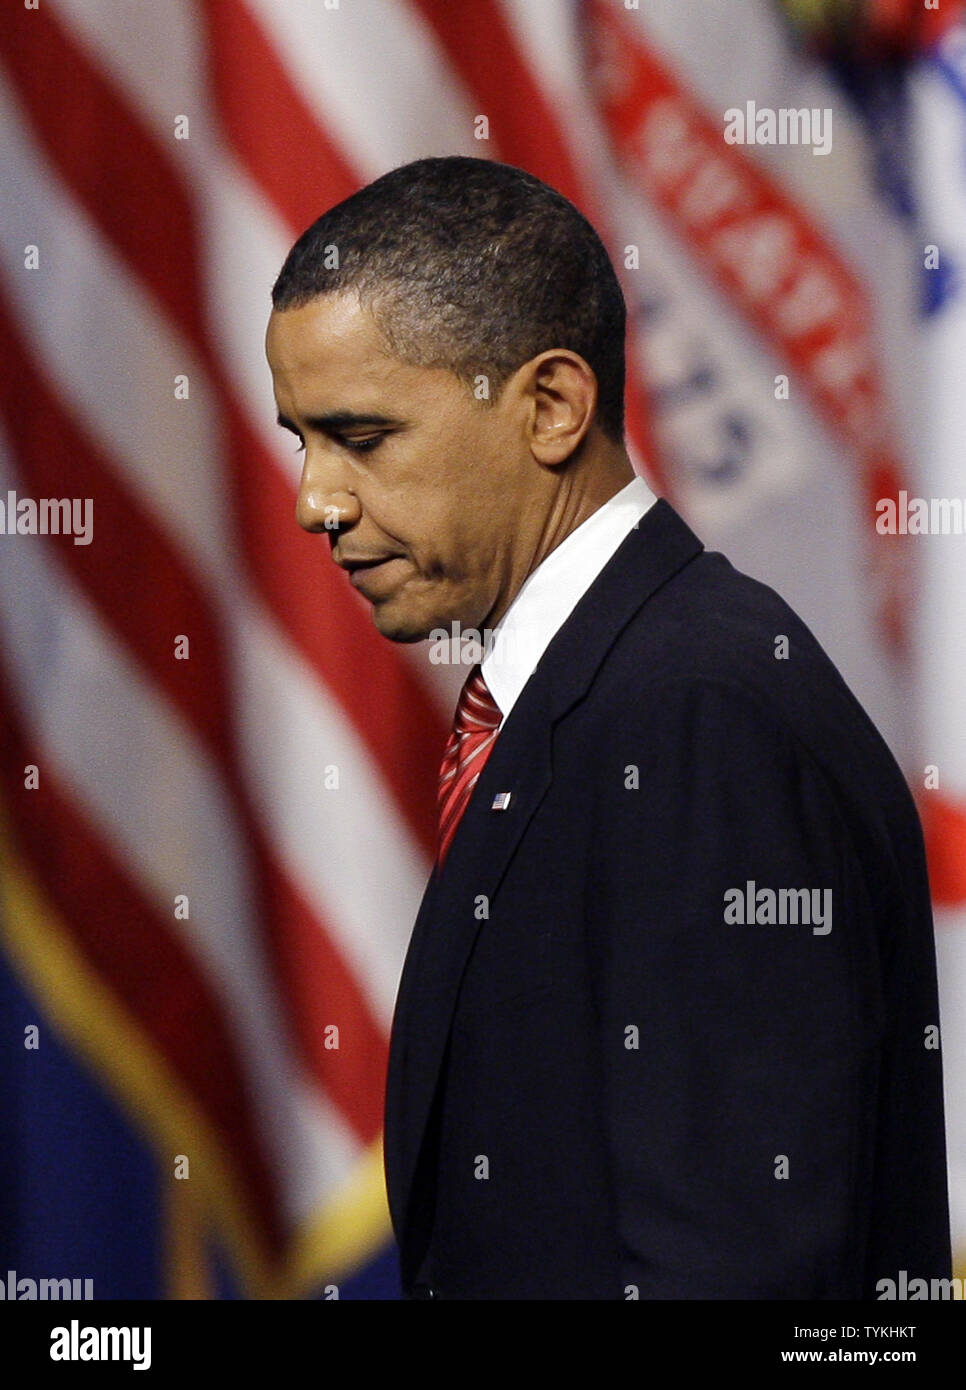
[436,664,502,869]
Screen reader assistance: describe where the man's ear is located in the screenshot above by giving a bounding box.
[521,350,598,465]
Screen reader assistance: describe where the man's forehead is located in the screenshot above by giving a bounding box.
[266,291,390,372]
[266,291,468,419]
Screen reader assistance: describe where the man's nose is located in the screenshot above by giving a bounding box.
[295,450,362,534]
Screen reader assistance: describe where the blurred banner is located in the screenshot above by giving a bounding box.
[0,0,962,1298]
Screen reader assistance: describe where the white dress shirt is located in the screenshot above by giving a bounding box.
[480,473,658,720]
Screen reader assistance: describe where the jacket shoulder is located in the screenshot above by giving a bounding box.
[592,549,915,830]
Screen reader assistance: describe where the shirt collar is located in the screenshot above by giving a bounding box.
[481,473,657,720]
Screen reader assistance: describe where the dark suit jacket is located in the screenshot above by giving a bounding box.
[383,498,951,1299]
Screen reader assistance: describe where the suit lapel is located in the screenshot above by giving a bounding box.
[385,499,705,1247]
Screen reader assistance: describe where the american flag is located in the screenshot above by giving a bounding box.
[0,0,962,1297]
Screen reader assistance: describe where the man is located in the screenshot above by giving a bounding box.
[266,156,951,1299]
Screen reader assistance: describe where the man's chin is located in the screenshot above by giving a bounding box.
[369,600,437,644]
[371,597,484,645]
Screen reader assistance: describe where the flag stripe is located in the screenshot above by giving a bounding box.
[0,673,285,1260]
[0,2,206,349]
[1,4,445,859]
[0,289,230,764]
[200,0,357,232]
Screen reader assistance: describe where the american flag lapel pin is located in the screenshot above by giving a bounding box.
[491,791,512,812]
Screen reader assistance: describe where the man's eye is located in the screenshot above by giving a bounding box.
[288,431,384,454]
[341,435,383,453]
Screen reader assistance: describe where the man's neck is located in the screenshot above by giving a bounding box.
[486,446,636,631]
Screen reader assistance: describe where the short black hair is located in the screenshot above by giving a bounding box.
[271,156,626,443]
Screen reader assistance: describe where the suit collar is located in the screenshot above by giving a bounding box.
[482,474,658,720]
[530,497,703,721]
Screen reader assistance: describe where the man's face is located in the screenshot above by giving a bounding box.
[265,292,532,642]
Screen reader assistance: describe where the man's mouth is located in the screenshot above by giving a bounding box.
[337,551,394,572]
[341,555,406,593]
